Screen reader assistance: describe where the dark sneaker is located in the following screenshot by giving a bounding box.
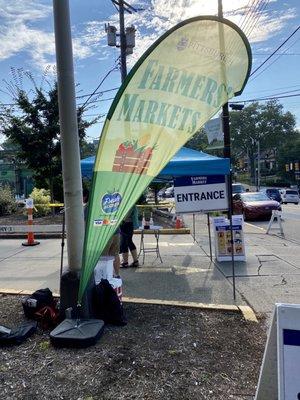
[120,262,129,268]
[129,260,139,268]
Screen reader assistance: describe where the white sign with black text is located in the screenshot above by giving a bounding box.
[174,175,228,213]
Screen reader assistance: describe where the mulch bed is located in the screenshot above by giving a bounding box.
[0,294,266,400]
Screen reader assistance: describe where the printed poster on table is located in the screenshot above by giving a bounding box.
[78,16,252,302]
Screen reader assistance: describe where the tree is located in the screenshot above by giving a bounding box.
[230,100,298,182]
[277,137,300,185]
[1,77,95,201]
[185,128,208,151]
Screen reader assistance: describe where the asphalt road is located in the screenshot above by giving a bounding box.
[246,203,300,244]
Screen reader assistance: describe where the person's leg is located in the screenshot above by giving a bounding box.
[109,233,121,276]
[120,225,130,267]
[127,222,139,267]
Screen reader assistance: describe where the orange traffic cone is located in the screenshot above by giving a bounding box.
[22,207,40,246]
[175,215,181,229]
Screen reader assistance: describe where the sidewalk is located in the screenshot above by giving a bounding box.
[1,215,298,318]
[0,231,244,310]
[188,213,300,317]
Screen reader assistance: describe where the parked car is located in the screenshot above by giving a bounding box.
[280,189,299,204]
[232,183,246,194]
[260,188,282,203]
[233,192,281,221]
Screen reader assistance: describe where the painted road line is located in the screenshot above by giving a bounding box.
[171,266,211,275]
[135,266,211,274]
[245,222,266,232]
[141,242,196,247]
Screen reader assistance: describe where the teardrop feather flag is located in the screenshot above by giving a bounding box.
[78,16,252,302]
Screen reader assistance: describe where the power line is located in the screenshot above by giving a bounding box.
[76,87,119,99]
[0,77,119,108]
[245,83,300,95]
[230,92,300,103]
[78,97,115,106]
[249,36,300,82]
[79,62,119,109]
[253,53,300,55]
[250,25,300,77]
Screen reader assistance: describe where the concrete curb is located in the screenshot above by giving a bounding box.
[0,290,258,323]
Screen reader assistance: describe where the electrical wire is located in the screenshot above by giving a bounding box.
[249,37,300,82]
[250,25,300,77]
[230,92,300,104]
[79,62,119,110]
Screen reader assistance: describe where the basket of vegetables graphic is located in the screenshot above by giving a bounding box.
[113,136,155,175]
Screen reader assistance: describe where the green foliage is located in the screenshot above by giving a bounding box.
[185,128,208,151]
[0,185,17,216]
[1,74,94,201]
[276,136,300,185]
[29,187,51,216]
[263,178,287,188]
[230,100,298,182]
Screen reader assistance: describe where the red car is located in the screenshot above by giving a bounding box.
[233,192,281,221]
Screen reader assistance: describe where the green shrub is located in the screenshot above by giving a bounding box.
[0,185,17,216]
[29,188,51,216]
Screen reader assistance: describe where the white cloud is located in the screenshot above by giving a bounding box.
[93,0,297,67]
[0,0,297,72]
[0,0,95,70]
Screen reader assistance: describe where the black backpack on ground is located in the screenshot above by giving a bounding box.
[93,279,127,326]
[22,288,57,320]
[0,321,37,346]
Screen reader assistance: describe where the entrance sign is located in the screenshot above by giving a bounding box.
[213,215,246,261]
[174,175,228,213]
[78,16,252,302]
[255,304,300,400]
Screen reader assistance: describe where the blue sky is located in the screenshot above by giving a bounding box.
[0,0,299,143]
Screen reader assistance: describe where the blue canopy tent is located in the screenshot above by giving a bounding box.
[81,147,230,179]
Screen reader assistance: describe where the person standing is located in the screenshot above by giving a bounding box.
[120,205,139,268]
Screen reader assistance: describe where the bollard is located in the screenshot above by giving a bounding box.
[22,207,40,246]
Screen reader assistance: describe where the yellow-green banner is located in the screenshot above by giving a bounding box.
[78,16,252,302]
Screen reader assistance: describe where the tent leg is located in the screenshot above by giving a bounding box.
[228,172,236,301]
[192,213,196,242]
[207,213,212,261]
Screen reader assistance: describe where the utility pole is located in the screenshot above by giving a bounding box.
[53,0,85,314]
[106,0,138,82]
[118,0,127,82]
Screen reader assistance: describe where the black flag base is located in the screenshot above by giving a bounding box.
[50,318,104,348]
